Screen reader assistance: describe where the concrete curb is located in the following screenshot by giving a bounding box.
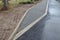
[8,3,41,40]
[13,0,49,40]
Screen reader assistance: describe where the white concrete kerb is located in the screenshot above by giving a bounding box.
[13,0,49,40]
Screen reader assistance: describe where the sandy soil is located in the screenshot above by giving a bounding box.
[0,4,34,40]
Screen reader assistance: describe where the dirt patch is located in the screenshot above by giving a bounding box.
[0,4,34,40]
[0,0,41,40]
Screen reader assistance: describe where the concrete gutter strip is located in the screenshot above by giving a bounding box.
[8,4,37,40]
[13,0,49,40]
[17,0,47,32]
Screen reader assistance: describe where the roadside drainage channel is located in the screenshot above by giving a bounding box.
[13,0,49,40]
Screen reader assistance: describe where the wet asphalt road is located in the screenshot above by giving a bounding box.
[18,0,48,32]
[17,0,60,40]
[56,0,60,2]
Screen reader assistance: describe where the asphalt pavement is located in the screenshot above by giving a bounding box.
[16,0,60,40]
[17,0,48,32]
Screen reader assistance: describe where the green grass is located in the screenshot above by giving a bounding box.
[8,0,33,8]
[9,0,33,5]
[19,0,33,4]
[0,1,3,10]
[19,0,32,2]
[0,0,33,10]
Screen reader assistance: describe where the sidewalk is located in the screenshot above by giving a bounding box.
[18,0,48,32]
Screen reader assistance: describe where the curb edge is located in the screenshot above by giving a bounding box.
[8,3,37,40]
[13,0,49,40]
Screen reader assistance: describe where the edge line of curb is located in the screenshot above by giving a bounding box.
[8,3,41,40]
[13,0,49,40]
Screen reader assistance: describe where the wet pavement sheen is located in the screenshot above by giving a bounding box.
[42,0,60,40]
[18,0,47,32]
[17,0,60,40]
